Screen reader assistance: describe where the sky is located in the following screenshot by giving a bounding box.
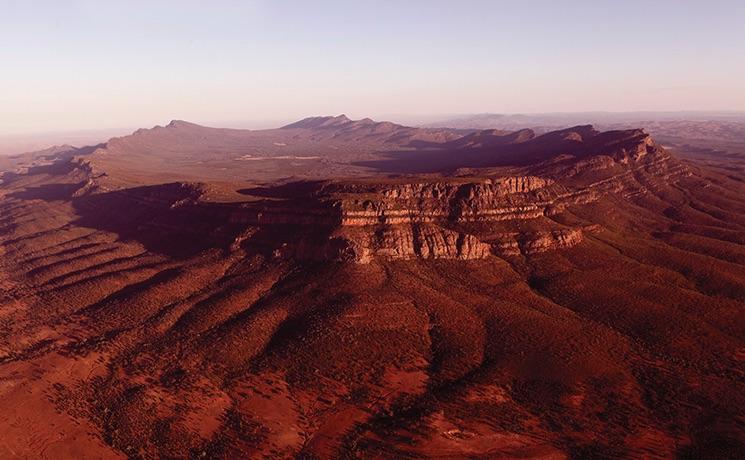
[1,0,745,137]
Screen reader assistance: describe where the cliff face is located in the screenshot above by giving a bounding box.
[334,225,491,263]
[275,224,491,263]
[334,176,555,226]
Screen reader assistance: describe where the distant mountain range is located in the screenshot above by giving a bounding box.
[425,111,745,131]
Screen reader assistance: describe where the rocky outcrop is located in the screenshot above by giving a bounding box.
[220,174,594,262]
[332,176,557,226]
[489,229,585,256]
[266,225,491,263]
[334,225,491,263]
[519,229,584,254]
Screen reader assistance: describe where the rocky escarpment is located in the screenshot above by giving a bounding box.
[204,175,560,229]
[332,176,556,225]
[65,126,688,264]
[274,224,492,264]
[490,228,587,256]
[69,174,583,263]
[207,175,571,262]
[336,225,491,263]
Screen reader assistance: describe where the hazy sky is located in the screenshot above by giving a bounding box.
[2,0,745,135]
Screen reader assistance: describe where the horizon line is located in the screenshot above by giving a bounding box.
[4,108,745,139]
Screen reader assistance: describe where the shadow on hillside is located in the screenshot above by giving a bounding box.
[69,183,239,258]
[66,182,330,259]
[351,147,474,174]
[351,126,604,174]
[8,181,87,201]
[237,180,327,199]
[350,145,540,175]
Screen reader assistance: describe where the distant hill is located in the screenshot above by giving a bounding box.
[43,115,465,188]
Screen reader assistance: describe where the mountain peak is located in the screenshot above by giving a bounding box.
[282,114,354,129]
[165,120,203,129]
